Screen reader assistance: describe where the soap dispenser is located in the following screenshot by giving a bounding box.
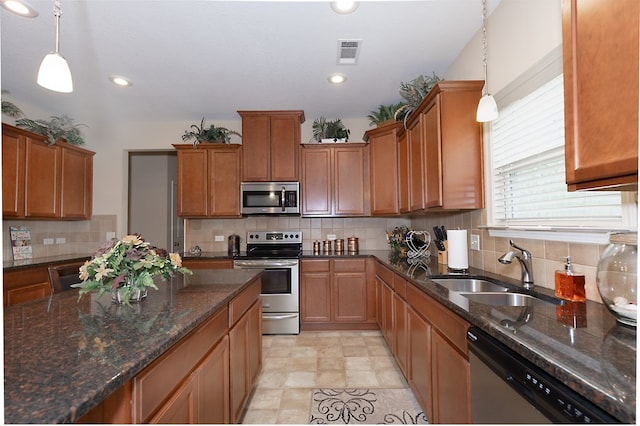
[555,256,586,302]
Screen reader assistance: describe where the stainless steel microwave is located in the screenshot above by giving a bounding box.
[240,182,300,215]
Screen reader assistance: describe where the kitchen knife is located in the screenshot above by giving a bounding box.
[433,226,443,241]
[434,239,446,251]
[440,226,447,240]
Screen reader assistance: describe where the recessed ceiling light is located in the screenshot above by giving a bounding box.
[1,0,38,17]
[109,75,133,87]
[328,73,347,85]
[330,1,359,14]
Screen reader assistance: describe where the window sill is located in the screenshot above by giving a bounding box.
[484,226,635,245]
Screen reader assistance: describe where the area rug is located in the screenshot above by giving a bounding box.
[309,388,428,424]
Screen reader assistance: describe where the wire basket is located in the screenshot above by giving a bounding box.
[405,230,431,258]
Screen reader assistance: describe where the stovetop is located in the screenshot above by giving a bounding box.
[235,230,302,259]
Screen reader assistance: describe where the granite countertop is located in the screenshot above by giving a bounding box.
[3,268,262,424]
[3,253,92,271]
[369,251,635,424]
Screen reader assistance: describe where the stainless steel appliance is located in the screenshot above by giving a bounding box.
[233,231,302,334]
[240,182,300,215]
[467,326,620,423]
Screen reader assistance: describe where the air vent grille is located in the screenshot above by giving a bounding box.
[337,39,362,65]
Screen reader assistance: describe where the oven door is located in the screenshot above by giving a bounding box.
[233,259,299,313]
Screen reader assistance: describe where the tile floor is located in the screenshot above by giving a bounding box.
[241,330,411,424]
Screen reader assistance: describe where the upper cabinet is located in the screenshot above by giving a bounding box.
[405,81,485,211]
[2,124,94,220]
[365,122,402,216]
[300,144,369,217]
[173,144,242,218]
[238,110,305,182]
[562,0,638,191]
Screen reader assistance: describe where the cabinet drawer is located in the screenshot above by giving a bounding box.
[333,258,366,273]
[228,278,261,327]
[301,259,330,272]
[133,307,228,423]
[406,283,469,354]
[375,263,394,285]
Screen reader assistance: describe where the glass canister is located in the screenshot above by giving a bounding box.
[596,232,637,327]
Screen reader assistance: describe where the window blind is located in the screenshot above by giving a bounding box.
[491,75,622,227]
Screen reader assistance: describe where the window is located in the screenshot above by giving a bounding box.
[490,74,622,228]
[486,47,629,235]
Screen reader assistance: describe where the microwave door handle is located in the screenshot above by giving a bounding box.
[281,186,286,212]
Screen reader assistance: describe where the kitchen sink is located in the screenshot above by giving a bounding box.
[461,292,557,307]
[431,278,510,293]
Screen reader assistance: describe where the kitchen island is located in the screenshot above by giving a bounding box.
[3,268,262,424]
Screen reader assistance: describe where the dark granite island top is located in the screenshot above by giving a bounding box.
[4,268,261,424]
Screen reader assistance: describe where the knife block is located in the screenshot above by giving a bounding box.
[437,241,448,264]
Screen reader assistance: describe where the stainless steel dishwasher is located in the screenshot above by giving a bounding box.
[467,327,620,423]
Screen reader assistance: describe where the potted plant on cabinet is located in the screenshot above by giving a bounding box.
[182,117,241,148]
[311,117,351,142]
[366,102,405,127]
[394,72,442,125]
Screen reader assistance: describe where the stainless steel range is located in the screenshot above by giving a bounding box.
[233,231,302,335]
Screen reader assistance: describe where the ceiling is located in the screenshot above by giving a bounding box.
[1,0,501,125]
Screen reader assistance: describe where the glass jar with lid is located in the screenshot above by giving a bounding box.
[596,232,637,327]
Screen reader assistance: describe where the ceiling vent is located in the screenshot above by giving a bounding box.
[337,39,362,65]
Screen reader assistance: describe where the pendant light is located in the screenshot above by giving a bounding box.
[476,0,498,122]
[37,0,73,93]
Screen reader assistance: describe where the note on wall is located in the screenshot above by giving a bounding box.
[10,226,32,260]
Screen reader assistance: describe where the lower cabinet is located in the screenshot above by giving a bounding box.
[300,258,376,329]
[150,370,199,424]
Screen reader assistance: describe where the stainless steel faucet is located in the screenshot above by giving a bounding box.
[498,240,534,289]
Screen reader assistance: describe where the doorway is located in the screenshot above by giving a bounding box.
[128,151,183,253]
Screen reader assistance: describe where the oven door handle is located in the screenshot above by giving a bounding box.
[281,186,286,212]
[263,314,298,320]
[234,260,299,268]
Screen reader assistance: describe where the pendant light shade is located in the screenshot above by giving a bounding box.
[476,0,497,122]
[37,52,73,93]
[37,0,73,93]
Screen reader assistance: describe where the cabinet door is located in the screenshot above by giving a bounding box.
[408,117,425,212]
[24,139,60,218]
[380,280,394,348]
[208,146,241,217]
[397,131,410,213]
[333,271,367,322]
[333,146,367,216]
[301,146,332,216]
[407,306,433,421]
[369,125,399,215]
[270,114,300,181]
[149,371,199,424]
[176,148,208,217]
[199,335,230,423]
[247,301,262,387]
[431,331,471,424]
[241,114,271,182]
[423,102,443,208]
[2,127,25,218]
[300,271,331,323]
[60,146,93,219]
[393,291,408,377]
[562,0,638,190]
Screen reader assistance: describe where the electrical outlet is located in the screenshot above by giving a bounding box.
[56,237,66,244]
[44,238,54,245]
[327,234,337,241]
[214,235,225,242]
[106,231,116,240]
[470,234,480,251]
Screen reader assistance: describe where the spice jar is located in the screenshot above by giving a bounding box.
[335,239,344,253]
[348,237,359,254]
[313,241,321,254]
[323,240,332,253]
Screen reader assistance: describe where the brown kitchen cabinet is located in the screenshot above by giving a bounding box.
[2,124,94,220]
[365,121,402,216]
[238,110,305,182]
[397,130,410,214]
[182,258,233,270]
[407,304,433,420]
[406,81,484,210]
[300,144,369,217]
[300,258,376,329]
[173,144,242,217]
[407,115,426,211]
[562,0,638,191]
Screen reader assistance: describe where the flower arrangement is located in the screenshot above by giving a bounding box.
[386,226,412,255]
[73,234,192,305]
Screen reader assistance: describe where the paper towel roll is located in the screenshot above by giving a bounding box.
[447,229,469,270]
